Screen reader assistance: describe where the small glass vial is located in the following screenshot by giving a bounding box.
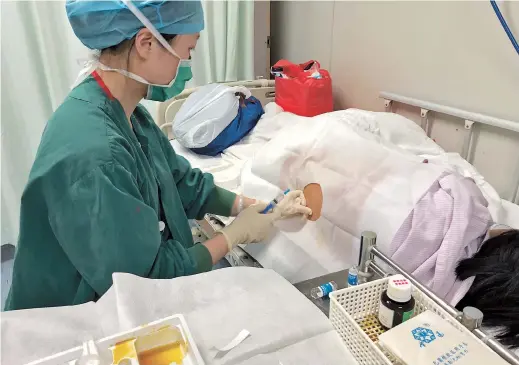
[347,266,358,287]
[378,274,415,329]
[310,281,338,299]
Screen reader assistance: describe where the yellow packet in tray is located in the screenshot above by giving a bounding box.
[110,326,188,365]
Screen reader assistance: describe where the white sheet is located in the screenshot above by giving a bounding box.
[241,109,503,283]
[2,268,358,365]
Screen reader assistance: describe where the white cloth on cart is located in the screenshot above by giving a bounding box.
[1,268,357,365]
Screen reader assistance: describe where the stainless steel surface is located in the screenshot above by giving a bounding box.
[358,231,376,270]
[293,270,349,316]
[368,261,387,279]
[371,247,461,319]
[225,246,263,268]
[461,306,484,330]
[473,329,519,365]
[293,266,385,316]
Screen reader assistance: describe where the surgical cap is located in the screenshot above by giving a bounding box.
[66,0,204,50]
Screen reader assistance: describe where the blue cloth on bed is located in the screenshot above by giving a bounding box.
[191,96,264,156]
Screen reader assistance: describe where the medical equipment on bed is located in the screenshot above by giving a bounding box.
[261,189,290,214]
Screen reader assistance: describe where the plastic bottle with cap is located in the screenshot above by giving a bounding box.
[347,265,358,287]
[310,281,338,299]
[378,274,415,329]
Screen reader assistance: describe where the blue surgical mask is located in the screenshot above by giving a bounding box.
[95,0,194,101]
[96,57,192,102]
[146,60,193,102]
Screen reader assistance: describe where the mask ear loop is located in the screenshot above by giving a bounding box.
[121,0,183,60]
[71,51,101,89]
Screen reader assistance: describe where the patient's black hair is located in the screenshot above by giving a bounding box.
[456,229,519,348]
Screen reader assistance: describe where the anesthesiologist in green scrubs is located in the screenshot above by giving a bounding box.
[5,0,311,310]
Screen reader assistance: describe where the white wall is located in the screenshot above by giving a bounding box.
[254,0,271,78]
[271,1,519,201]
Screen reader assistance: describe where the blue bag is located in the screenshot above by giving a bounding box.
[191,96,264,156]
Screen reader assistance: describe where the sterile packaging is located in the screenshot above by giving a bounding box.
[26,314,204,365]
[378,310,508,365]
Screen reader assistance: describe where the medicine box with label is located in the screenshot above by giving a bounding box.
[378,310,508,365]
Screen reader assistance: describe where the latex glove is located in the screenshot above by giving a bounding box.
[274,190,313,219]
[219,203,276,251]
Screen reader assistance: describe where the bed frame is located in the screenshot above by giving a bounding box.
[157,81,519,364]
[381,92,519,204]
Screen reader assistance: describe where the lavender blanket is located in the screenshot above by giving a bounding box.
[389,173,492,306]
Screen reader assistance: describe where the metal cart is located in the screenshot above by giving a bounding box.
[194,220,519,364]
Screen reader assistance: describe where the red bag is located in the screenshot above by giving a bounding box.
[271,60,333,117]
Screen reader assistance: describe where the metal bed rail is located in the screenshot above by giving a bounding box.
[380,91,519,203]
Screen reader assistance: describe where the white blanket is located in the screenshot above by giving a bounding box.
[170,106,503,283]
[240,109,503,283]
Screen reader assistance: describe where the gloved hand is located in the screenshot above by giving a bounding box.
[219,203,277,251]
[273,190,312,219]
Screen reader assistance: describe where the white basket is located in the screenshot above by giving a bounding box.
[329,277,489,365]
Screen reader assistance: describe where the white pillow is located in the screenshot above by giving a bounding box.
[173,84,252,148]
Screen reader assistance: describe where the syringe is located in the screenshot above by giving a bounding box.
[261,189,291,214]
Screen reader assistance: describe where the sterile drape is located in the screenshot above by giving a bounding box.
[1,0,254,246]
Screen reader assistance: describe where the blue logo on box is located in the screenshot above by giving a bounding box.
[412,327,444,348]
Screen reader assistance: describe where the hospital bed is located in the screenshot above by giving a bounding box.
[157,80,519,363]
[157,80,519,263]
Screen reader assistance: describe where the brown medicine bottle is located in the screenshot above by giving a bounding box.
[378,274,415,329]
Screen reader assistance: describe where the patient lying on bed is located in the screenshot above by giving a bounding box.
[239,107,517,340]
[174,104,514,345]
[243,108,500,292]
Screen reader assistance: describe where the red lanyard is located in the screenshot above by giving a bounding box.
[92,70,114,100]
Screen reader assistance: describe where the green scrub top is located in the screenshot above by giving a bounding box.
[5,74,236,310]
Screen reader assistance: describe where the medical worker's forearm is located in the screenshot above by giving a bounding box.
[231,195,256,216]
[203,234,230,264]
